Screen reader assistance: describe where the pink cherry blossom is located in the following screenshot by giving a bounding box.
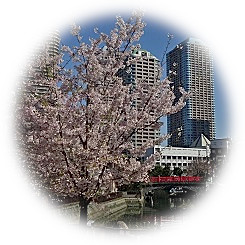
[16,14,189,215]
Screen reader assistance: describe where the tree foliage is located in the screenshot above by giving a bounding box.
[16,14,189,205]
[187,159,211,178]
[149,165,172,177]
[173,167,183,176]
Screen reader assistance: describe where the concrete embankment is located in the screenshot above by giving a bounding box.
[88,196,143,222]
[57,196,143,224]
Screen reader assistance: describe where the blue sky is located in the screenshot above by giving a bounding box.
[61,14,230,141]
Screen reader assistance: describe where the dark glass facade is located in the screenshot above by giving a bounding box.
[167,38,216,147]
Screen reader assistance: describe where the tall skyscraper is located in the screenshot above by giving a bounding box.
[167,38,216,147]
[119,49,161,147]
[27,31,60,95]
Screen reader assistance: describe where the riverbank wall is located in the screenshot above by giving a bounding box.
[88,196,143,222]
[57,195,143,224]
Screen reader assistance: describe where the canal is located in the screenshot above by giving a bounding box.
[92,188,202,230]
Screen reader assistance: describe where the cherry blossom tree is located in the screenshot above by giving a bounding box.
[16,14,189,223]
[187,159,212,178]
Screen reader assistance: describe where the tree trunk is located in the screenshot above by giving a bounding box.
[79,195,91,225]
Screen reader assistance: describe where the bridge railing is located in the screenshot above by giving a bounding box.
[150,176,202,183]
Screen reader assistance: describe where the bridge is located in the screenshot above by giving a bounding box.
[149,176,202,184]
[142,176,206,194]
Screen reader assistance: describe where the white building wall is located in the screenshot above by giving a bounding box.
[121,49,161,148]
[153,145,209,170]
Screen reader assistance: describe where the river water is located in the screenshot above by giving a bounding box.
[92,188,202,230]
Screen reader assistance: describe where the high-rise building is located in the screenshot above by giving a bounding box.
[167,38,216,147]
[27,31,60,95]
[45,31,60,58]
[119,49,161,147]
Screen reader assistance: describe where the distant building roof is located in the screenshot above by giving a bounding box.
[190,134,211,148]
[131,49,159,60]
[210,138,231,149]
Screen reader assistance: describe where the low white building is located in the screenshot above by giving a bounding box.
[145,135,212,171]
[146,145,210,171]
